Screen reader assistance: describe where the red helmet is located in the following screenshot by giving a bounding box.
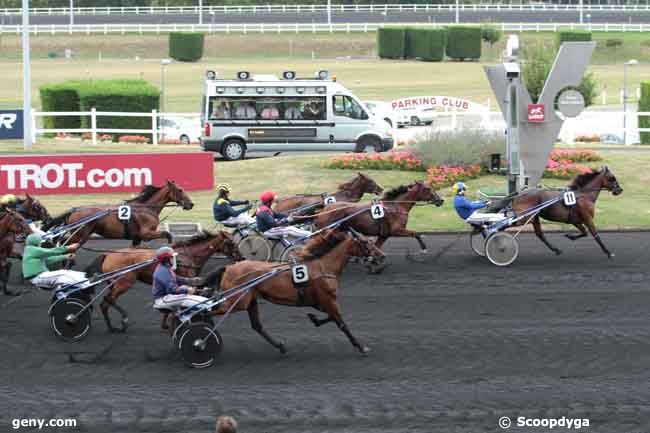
[155,246,175,262]
[260,191,276,204]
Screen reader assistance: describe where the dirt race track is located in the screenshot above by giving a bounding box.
[1,232,650,433]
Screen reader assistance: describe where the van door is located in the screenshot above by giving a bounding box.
[331,94,370,151]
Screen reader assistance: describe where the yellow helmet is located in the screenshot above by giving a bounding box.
[216,183,232,194]
[451,182,467,195]
[0,194,17,205]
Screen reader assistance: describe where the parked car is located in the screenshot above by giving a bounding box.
[599,133,624,145]
[159,116,200,144]
[363,100,408,128]
[401,107,435,126]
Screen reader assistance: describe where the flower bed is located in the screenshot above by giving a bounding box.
[323,151,425,171]
[549,149,602,163]
[426,164,483,189]
[544,149,603,179]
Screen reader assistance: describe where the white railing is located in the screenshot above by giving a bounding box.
[31,109,199,145]
[31,109,650,146]
[3,4,650,16]
[4,21,650,35]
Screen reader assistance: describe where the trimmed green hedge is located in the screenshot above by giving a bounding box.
[39,79,160,139]
[169,32,205,62]
[377,27,406,59]
[556,30,592,48]
[640,81,650,144]
[40,83,82,131]
[445,26,481,60]
[406,28,446,61]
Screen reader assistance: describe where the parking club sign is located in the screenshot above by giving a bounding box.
[0,110,24,140]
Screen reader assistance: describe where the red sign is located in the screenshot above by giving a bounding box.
[527,104,545,122]
[0,152,213,195]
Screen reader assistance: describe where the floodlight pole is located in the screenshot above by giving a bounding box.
[199,0,203,25]
[455,0,460,24]
[579,0,583,25]
[69,0,74,26]
[327,0,332,27]
[22,0,32,150]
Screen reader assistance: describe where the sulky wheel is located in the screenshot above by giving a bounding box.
[470,227,487,257]
[485,231,519,267]
[279,244,304,263]
[49,298,92,342]
[177,322,223,369]
[237,234,272,261]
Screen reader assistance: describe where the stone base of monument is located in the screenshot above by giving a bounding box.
[165,222,202,239]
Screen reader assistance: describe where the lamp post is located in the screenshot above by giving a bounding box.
[198,0,203,25]
[69,0,74,26]
[623,59,638,146]
[22,0,32,150]
[160,58,172,114]
[327,0,332,28]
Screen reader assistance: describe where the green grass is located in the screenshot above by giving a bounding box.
[2,142,647,232]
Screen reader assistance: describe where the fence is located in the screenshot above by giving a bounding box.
[31,109,199,145]
[31,109,650,146]
[3,21,650,35]
[3,3,650,16]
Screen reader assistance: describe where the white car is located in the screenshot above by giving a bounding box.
[364,100,409,129]
[400,107,435,127]
[159,116,200,144]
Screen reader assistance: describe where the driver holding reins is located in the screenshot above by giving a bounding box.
[256,191,312,239]
[22,233,86,289]
[213,183,254,226]
[452,182,507,225]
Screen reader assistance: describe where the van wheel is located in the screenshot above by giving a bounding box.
[180,135,190,144]
[384,118,393,128]
[221,139,246,161]
[356,136,380,153]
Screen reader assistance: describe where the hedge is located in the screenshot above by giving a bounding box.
[445,26,482,60]
[556,30,592,48]
[169,32,205,62]
[639,81,650,144]
[377,27,406,59]
[40,82,83,131]
[39,80,160,139]
[406,28,446,61]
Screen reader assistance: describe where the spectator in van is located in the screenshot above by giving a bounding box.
[303,101,322,120]
[212,101,231,120]
[284,103,302,120]
[234,102,257,119]
[260,103,280,120]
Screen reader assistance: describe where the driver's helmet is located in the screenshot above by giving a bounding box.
[26,233,42,246]
[155,246,176,262]
[216,183,232,195]
[260,191,276,205]
[451,182,467,196]
[0,194,17,205]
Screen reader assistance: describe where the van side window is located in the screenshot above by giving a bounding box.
[333,95,367,120]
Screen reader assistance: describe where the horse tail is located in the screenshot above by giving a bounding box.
[42,209,73,231]
[85,254,106,277]
[201,266,227,296]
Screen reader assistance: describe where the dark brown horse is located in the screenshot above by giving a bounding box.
[274,172,384,213]
[4,194,52,224]
[509,166,623,258]
[311,181,444,257]
[84,230,241,332]
[201,228,384,355]
[43,180,194,246]
[0,210,31,295]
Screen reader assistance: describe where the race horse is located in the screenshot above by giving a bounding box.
[0,210,31,295]
[1,194,51,226]
[508,166,623,258]
[274,172,384,213]
[43,180,194,246]
[196,228,384,355]
[85,230,241,332]
[308,181,444,266]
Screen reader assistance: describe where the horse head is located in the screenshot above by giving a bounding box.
[0,209,31,235]
[357,172,384,196]
[346,227,385,264]
[411,181,444,207]
[601,166,623,196]
[21,194,51,222]
[213,231,243,261]
[166,180,194,210]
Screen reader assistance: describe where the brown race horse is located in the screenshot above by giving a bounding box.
[0,194,51,261]
[311,181,444,257]
[274,172,384,213]
[200,228,384,355]
[509,166,623,258]
[43,180,194,246]
[84,230,241,332]
[0,210,31,295]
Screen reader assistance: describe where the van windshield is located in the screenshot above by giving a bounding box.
[332,95,368,120]
[208,96,326,121]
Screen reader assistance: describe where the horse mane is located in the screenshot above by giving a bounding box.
[172,230,222,247]
[126,185,163,203]
[337,174,362,191]
[295,230,346,260]
[569,169,602,189]
[382,182,415,200]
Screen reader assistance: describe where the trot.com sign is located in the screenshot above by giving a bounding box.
[0,153,213,195]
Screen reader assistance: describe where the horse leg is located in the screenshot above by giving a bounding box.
[582,215,614,259]
[321,298,369,354]
[566,223,588,241]
[101,285,131,333]
[99,298,118,333]
[0,262,17,296]
[388,227,427,253]
[138,228,173,244]
[307,312,334,327]
[247,298,287,354]
[532,216,562,255]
